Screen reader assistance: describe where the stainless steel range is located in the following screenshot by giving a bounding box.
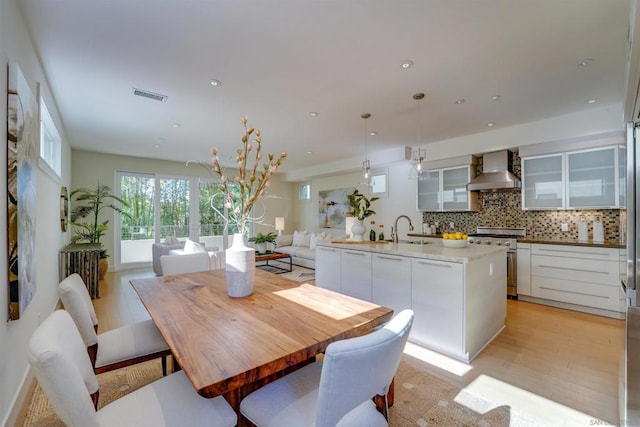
[467,226,526,299]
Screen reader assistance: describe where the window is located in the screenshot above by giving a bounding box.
[370,170,388,197]
[39,98,61,178]
[299,184,311,200]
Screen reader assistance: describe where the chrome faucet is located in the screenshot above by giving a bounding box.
[392,215,414,243]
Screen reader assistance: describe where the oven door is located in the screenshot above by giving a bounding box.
[507,251,517,298]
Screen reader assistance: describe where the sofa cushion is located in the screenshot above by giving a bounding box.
[292,230,310,247]
[309,232,327,250]
[276,234,293,247]
[277,246,297,257]
[294,247,316,260]
[184,238,206,253]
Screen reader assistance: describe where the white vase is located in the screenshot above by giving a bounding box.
[255,243,267,254]
[225,233,256,297]
[351,219,366,242]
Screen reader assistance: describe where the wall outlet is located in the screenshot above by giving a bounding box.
[561,223,569,232]
[449,222,455,230]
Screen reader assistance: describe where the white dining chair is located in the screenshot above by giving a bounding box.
[240,309,414,427]
[28,310,237,427]
[160,252,211,275]
[58,273,171,375]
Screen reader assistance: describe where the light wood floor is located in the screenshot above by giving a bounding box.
[95,268,624,424]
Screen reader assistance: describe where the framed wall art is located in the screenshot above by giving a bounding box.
[318,187,354,230]
[7,62,38,320]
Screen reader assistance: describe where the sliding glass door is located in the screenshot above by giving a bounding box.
[115,172,248,270]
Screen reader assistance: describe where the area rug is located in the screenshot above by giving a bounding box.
[260,263,315,282]
[23,356,540,426]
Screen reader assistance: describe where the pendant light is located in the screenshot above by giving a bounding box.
[360,113,372,187]
[409,93,427,180]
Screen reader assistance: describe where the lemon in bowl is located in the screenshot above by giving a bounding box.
[442,232,469,248]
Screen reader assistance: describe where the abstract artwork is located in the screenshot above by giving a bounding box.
[7,62,38,320]
[318,187,354,229]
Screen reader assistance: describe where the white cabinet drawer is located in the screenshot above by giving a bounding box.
[531,255,619,286]
[532,276,621,311]
[531,244,618,261]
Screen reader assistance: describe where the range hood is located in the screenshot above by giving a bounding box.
[466,150,521,191]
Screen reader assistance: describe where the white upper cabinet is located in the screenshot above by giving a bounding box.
[567,147,616,208]
[417,165,478,212]
[522,145,625,210]
[522,154,564,210]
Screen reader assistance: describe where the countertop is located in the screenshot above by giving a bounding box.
[517,238,624,249]
[316,239,507,263]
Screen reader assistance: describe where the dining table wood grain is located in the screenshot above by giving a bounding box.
[130,269,393,409]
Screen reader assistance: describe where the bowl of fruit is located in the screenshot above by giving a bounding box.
[441,232,469,248]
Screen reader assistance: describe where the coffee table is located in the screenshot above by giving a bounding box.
[255,251,292,273]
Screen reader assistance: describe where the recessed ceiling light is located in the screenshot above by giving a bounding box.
[307,151,312,154]
[209,79,222,86]
[491,95,501,101]
[487,122,495,127]
[454,98,465,104]
[154,144,161,149]
[577,58,594,67]
[172,123,181,128]
[586,98,598,104]
[370,131,376,136]
[309,112,318,117]
[401,60,414,69]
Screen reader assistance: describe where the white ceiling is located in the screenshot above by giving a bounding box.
[18,0,629,176]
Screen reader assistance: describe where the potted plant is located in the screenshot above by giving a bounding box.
[70,184,129,279]
[346,189,379,241]
[248,232,277,254]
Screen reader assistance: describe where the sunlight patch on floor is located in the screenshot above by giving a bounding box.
[403,342,473,377]
[456,374,605,426]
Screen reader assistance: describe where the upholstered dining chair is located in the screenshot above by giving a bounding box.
[160,252,211,275]
[240,309,414,427]
[58,273,171,375]
[28,310,237,427]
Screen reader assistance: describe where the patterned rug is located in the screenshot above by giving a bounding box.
[22,356,540,426]
[260,263,315,282]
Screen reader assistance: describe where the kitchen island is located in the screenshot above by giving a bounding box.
[315,240,508,362]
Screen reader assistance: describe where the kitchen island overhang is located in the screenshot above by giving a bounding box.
[315,240,508,363]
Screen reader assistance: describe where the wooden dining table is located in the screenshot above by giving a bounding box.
[130,268,393,411]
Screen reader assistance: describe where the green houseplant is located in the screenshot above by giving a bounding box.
[346,189,379,241]
[248,232,277,254]
[70,184,129,279]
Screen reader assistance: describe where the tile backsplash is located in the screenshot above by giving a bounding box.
[421,153,624,241]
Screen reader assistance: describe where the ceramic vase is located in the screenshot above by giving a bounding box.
[351,219,366,242]
[225,233,256,297]
[255,243,267,254]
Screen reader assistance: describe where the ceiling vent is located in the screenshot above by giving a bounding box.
[132,88,167,102]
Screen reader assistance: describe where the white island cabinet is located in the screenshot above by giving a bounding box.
[316,240,507,362]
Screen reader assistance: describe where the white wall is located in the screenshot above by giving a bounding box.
[0,0,72,423]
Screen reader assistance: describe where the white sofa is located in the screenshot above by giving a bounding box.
[275,231,347,269]
[152,238,219,275]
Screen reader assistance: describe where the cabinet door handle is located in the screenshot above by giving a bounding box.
[344,251,366,256]
[377,256,403,261]
[417,261,452,268]
[538,286,607,299]
[537,264,608,275]
[318,247,336,252]
[537,248,613,257]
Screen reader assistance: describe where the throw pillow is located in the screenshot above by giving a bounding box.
[164,236,180,245]
[184,238,206,253]
[292,230,309,247]
[310,232,328,250]
[276,234,293,247]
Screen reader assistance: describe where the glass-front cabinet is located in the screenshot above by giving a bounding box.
[522,154,564,209]
[521,145,625,210]
[567,147,616,208]
[417,165,478,212]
